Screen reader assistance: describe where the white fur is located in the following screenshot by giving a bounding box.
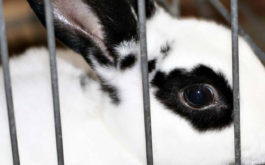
[0,48,143,164]
[1,7,265,165]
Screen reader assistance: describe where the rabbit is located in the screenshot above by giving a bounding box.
[1,0,265,164]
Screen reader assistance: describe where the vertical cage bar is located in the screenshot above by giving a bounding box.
[170,0,180,17]
[137,0,154,165]
[0,0,20,165]
[231,0,241,164]
[208,0,265,64]
[43,0,65,165]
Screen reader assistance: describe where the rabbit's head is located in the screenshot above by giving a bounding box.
[27,0,265,164]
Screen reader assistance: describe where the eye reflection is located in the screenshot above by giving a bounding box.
[180,84,216,109]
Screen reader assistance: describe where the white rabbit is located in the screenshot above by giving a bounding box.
[1,0,265,164]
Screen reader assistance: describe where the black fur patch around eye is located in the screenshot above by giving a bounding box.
[120,54,137,70]
[148,59,156,73]
[151,65,233,131]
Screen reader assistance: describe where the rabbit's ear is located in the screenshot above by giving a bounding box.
[27,0,156,67]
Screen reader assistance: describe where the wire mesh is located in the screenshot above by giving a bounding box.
[43,0,65,164]
[0,0,20,164]
[137,0,154,165]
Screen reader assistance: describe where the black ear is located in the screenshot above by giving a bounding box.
[27,0,155,66]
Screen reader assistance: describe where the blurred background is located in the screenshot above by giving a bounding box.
[2,0,265,56]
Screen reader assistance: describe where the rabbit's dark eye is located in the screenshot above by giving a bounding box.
[152,66,233,131]
[180,84,216,109]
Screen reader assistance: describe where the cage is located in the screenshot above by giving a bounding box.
[1,0,265,165]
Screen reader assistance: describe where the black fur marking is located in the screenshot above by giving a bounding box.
[151,65,233,131]
[27,0,115,67]
[148,59,156,73]
[101,83,120,104]
[88,47,114,67]
[27,0,138,67]
[99,77,120,104]
[160,43,171,55]
[120,54,137,70]
[82,0,138,47]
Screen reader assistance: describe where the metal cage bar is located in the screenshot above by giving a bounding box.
[231,0,241,164]
[208,0,265,64]
[137,0,154,165]
[43,0,65,165]
[209,0,242,163]
[0,0,20,164]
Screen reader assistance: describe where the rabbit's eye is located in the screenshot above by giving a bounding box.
[180,84,216,109]
[152,66,233,130]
